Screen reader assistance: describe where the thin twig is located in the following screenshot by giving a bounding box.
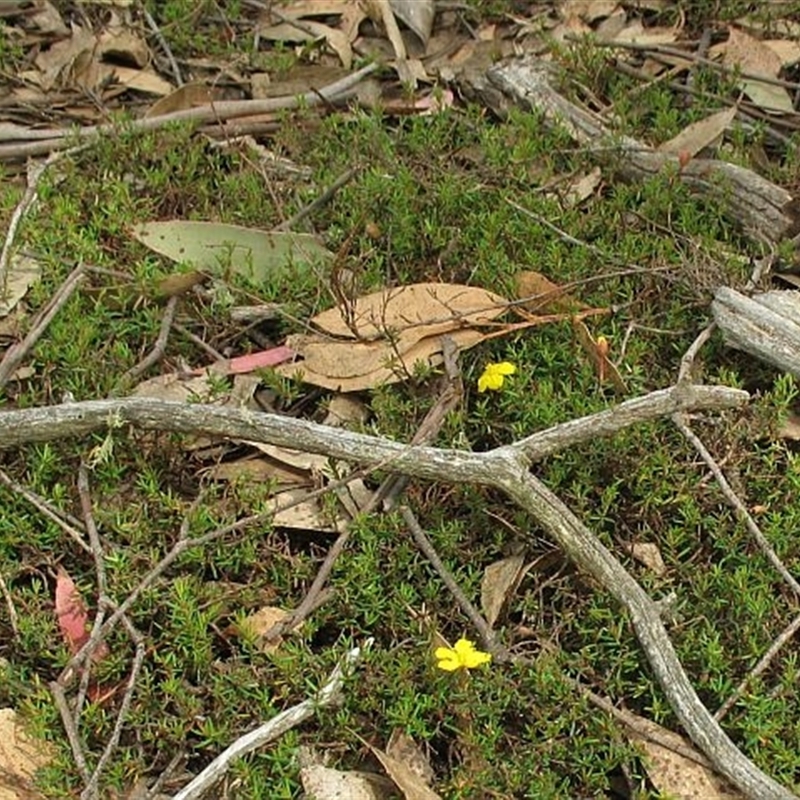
[117,296,179,387]
[715,610,800,722]
[50,681,91,783]
[0,468,90,553]
[399,505,509,659]
[173,322,226,362]
[171,640,370,800]
[0,568,18,636]
[672,412,800,599]
[143,8,183,87]
[273,166,362,232]
[0,263,86,390]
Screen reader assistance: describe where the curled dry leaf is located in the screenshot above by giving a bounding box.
[0,253,41,317]
[658,106,737,157]
[0,708,53,800]
[515,271,585,314]
[389,0,434,49]
[370,744,442,800]
[481,554,528,629]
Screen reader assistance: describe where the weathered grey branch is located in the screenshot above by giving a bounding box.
[713,287,800,377]
[0,388,794,799]
[458,56,799,247]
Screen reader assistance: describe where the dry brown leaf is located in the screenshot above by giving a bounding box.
[0,253,41,317]
[627,719,743,799]
[389,0,434,48]
[386,730,434,786]
[559,0,619,23]
[277,327,488,392]
[371,0,407,60]
[131,373,221,403]
[29,1,68,35]
[106,65,174,95]
[146,82,217,117]
[764,39,800,67]
[395,57,429,87]
[658,106,737,156]
[0,708,52,800]
[627,542,667,576]
[370,745,442,800]
[235,606,293,653]
[714,27,794,113]
[480,554,527,628]
[268,487,339,531]
[300,765,389,800]
[777,411,800,440]
[515,271,584,314]
[311,283,508,341]
[34,23,96,89]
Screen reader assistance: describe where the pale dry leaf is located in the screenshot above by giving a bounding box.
[370,745,442,800]
[594,8,627,41]
[0,708,52,800]
[716,27,794,113]
[389,0,434,48]
[606,19,679,46]
[374,0,407,60]
[277,326,489,392]
[107,65,174,95]
[311,283,509,342]
[248,443,329,473]
[268,487,339,532]
[34,23,97,90]
[562,166,602,207]
[97,26,150,67]
[515,271,585,314]
[763,39,800,67]
[235,606,292,653]
[481,554,527,628]
[559,0,619,23]
[658,106,737,156]
[386,730,434,786]
[395,57,429,88]
[300,764,389,800]
[628,542,667,576]
[0,253,41,317]
[323,394,369,427]
[633,729,743,798]
[777,411,800,440]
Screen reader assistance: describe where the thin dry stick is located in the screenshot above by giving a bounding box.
[273,166,362,232]
[171,640,370,800]
[0,568,18,635]
[118,295,180,386]
[50,681,91,783]
[0,63,379,161]
[173,323,226,362]
[143,7,183,86]
[81,615,146,800]
[672,412,800,598]
[0,388,792,798]
[399,505,508,659]
[263,340,463,643]
[0,468,90,553]
[715,610,800,722]
[0,263,86,390]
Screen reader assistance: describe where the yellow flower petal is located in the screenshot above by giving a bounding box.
[477,361,516,393]
[494,362,516,376]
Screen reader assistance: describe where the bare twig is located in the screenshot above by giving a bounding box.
[0,567,18,635]
[171,640,370,800]
[0,63,380,161]
[672,412,800,599]
[0,386,795,797]
[399,505,509,659]
[273,166,362,232]
[0,263,86,390]
[50,681,91,783]
[716,610,800,722]
[0,468,90,553]
[143,8,183,87]
[117,295,179,387]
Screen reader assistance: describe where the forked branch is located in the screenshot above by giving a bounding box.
[0,384,793,799]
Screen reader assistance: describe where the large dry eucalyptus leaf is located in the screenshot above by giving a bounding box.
[389,0,434,47]
[0,253,41,316]
[311,282,508,342]
[658,106,737,156]
[131,221,332,283]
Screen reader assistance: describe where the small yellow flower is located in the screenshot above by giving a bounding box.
[435,637,492,671]
[477,361,516,393]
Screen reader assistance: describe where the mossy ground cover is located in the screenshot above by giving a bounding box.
[1,2,799,797]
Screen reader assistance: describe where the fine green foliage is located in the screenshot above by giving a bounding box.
[1,7,800,799]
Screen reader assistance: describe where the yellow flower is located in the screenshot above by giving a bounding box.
[477,361,516,393]
[435,637,492,671]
